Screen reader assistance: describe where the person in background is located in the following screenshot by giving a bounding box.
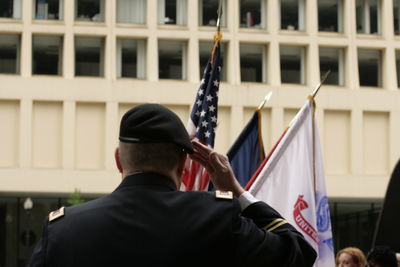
[366,246,398,267]
[336,247,367,267]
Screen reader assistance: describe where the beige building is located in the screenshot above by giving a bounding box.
[0,0,400,265]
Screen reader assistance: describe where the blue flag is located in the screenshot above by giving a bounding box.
[227,110,265,187]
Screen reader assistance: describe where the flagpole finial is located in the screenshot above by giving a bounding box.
[311,70,331,99]
[257,91,273,111]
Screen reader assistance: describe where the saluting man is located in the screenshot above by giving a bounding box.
[29,103,317,267]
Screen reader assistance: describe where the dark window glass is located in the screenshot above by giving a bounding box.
[0,0,14,18]
[280,46,305,84]
[200,0,226,27]
[318,0,341,32]
[358,49,381,87]
[0,34,20,74]
[75,37,104,77]
[319,47,343,85]
[0,196,96,266]
[76,0,104,22]
[396,50,400,87]
[199,42,226,81]
[281,0,302,30]
[240,0,263,28]
[330,200,383,254]
[158,40,185,80]
[34,0,62,20]
[240,43,265,83]
[33,36,62,75]
[356,0,380,34]
[118,39,146,79]
[394,0,400,34]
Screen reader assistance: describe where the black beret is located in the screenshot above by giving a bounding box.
[119,104,194,154]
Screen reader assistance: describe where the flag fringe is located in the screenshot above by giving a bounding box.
[211,33,222,66]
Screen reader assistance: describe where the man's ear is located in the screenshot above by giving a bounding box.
[115,148,123,173]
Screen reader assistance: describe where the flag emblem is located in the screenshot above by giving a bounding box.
[293,195,319,243]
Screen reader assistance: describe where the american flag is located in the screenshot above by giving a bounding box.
[182,40,221,191]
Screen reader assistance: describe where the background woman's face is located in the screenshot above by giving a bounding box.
[337,252,358,267]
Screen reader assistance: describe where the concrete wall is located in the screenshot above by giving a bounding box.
[0,0,399,198]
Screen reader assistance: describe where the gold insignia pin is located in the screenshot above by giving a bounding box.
[49,207,65,222]
[215,190,233,200]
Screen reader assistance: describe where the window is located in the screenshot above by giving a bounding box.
[32,36,62,75]
[199,0,226,27]
[117,39,146,79]
[358,49,381,87]
[0,0,22,18]
[356,0,380,34]
[158,0,186,25]
[318,0,342,32]
[199,41,226,81]
[75,37,104,77]
[280,0,305,30]
[397,50,400,87]
[116,0,145,24]
[240,43,266,83]
[319,47,344,86]
[280,45,306,84]
[75,0,104,22]
[0,34,20,74]
[240,0,265,29]
[158,40,186,80]
[396,50,400,87]
[33,0,63,20]
[394,0,400,34]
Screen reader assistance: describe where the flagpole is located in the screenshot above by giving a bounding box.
[310,70,331,99]
[257,91,273,111]
[211,0,223,66]
[216,0,223,34]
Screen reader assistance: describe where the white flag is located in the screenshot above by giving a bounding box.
[248,99,335,267]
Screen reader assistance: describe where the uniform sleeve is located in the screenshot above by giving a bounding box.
[28,219,48,267]
[232,200,317,267]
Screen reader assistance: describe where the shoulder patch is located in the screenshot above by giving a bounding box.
[215,190,233,200]
[49,207,65,222]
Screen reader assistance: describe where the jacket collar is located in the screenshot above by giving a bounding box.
[115,172,177,192]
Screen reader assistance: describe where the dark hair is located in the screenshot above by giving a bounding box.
[119,142,184,173]
[367,246,397,267]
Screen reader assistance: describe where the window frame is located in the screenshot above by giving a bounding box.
[158,39,187,80]
[280,45,306,85]
[356,0,381,35]
[357,48,382,87]
[319,46,345,86]
[239,42,268,83]
[75,0,105,22]
[116,38,146,79]
[0,34,21,75]
[199,0,227,27]
[74,36,105,77]
[32,35,63,76]
[116,0,146,24]
[239,0,266,29]
[280,0,305,31]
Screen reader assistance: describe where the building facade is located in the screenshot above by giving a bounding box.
[1,0,400,265]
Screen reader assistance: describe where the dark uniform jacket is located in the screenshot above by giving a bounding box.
[29,172,317,267]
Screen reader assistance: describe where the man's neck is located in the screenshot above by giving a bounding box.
[122,169,181,189]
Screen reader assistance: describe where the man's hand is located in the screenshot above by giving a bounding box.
[189,140,244,197]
